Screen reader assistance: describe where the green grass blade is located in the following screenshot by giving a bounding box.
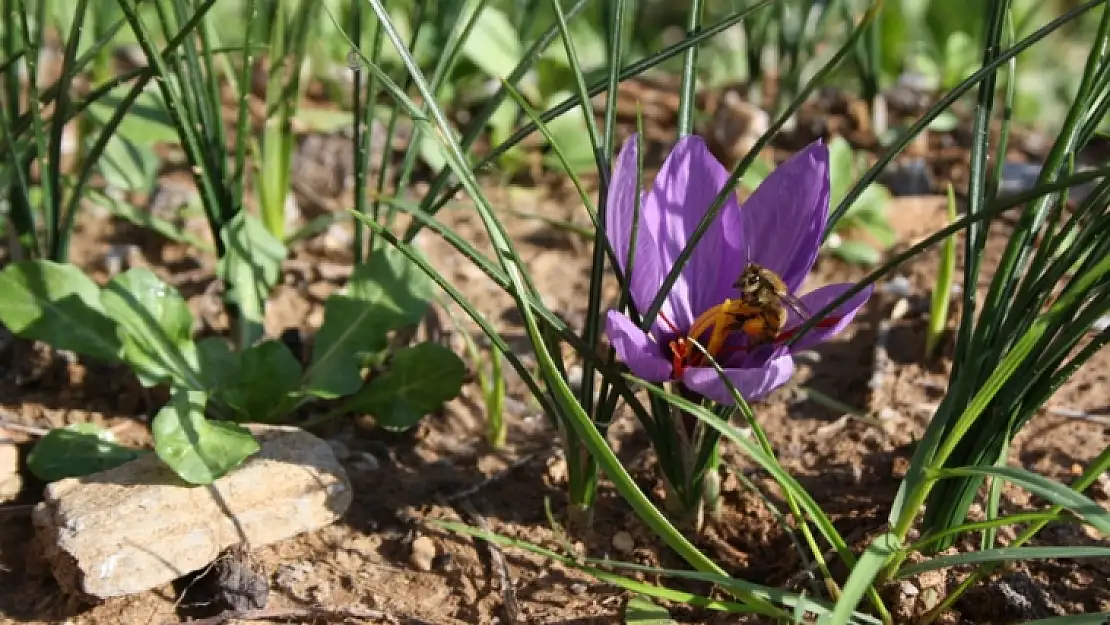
[348,213,555,419]
[925,185,958,358]
[828,532,902,625]
[907,511,1071,554]
[401,0,591,243]
[896,546,1110,579]
[788,164,1110,348]
[401,0,779,244]
[826,0,1105,235]
[435,520,883,623]
[929,465,1110,536]
[676,0,704,137]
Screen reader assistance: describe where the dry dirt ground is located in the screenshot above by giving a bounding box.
[1,122,1108,624]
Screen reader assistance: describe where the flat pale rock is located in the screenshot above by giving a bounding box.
[32,424,351,599]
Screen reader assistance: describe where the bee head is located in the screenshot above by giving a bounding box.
[736,263,764,296]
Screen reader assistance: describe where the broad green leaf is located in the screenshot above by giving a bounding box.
[27,423,143,482]
[345,342,465,430]
[196,337,239,391]
[418,130,449,173]
[294,107,355,133]
[89,191,214,253]
[304,244,433,398]
[0,260,122,362]
[217,213,287,348]
[101,268,199,388]
[624,595,676,625]
[831,239,882,266]
[86,84,178,144]
[828,532,902,625]
[219,340,302,423]
[827,135,855,207]
[152,389,259,485]
[543,90,594,173]
[98,133,158,192]
[540,17,607,71]
[460,4,522,80]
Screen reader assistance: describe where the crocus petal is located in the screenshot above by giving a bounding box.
[682,350,794,405]
[788,282,874,351]
[640,135,744,331]
[740,141,830,292]
[606,136,667,326]
[606,310,672,382]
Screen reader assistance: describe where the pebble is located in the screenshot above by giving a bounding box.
[882,275,913,298]
[610,531,635,555]
[409,536,437,572]
[1093,315,1110,333]
[351,451,381,473]
[0,434,21,504]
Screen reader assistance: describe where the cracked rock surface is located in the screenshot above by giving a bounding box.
[32,424,351,600]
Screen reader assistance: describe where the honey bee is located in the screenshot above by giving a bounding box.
[732,262,813,346]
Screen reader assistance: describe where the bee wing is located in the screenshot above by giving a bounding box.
[781,292,813,322]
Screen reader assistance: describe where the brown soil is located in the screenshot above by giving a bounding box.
[1,86,1109,625]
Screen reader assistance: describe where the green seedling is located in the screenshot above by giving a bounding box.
[925,184,958,358]
[0,242,465,485]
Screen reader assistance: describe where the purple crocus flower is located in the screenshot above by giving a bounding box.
[604,134,873,405]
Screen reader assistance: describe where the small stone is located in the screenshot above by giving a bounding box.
[326,439,351,461]
[0,434,22,504]
[1093,315,1110,333]
[33,425,351,599]
[350,451,380,473]
[900,580,920,597]
[611,531,634,554]
[882,275,913,298]
[409,536,437,572]
[707,91,770,166]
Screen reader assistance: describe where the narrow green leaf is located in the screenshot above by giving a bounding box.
[898,546,1110,580]
[624,595,677,625]
[345,342,465,431]
[100,268,199,388]
[926,183,957,358]
[435,519,883,624]
[828,533,902,625]
[217,212,287,348]
[27,423,143,482]
[304,244,433,398]
[152,389,259,485]
[932,465,1110,536]
[89,191,214,253]
[0,260,122,362]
